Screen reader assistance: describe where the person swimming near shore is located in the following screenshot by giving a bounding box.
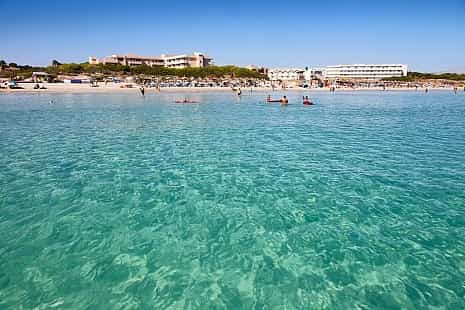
[281,96,288,105]
[303,96,313,105]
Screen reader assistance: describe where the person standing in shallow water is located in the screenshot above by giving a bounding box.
[303,96,313,105]
[140,86,145,96]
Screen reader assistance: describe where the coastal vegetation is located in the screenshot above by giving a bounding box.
[383,71,465,81]
[0,60,266,79]
[2,59,464,83]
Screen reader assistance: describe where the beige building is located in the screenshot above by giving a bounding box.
[89,52,213,68]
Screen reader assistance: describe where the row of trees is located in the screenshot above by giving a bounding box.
[46,63,266,79]
[0,60,38,70]
[0,60,46,78]
[383,72,465,81]
[1,59,266,79]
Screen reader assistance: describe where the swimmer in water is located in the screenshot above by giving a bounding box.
[303,96,313,105]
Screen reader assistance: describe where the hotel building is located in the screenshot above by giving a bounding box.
[268,68,305,81]
[324,64,408,80]
[88,52,213,68]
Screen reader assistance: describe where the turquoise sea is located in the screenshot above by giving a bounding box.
[1,91,465,309]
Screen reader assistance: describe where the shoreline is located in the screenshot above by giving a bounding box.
[0,83,460,94]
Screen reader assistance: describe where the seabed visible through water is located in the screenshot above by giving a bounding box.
[1,91,464,308]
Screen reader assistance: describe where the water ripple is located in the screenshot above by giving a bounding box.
[1,91,465,308]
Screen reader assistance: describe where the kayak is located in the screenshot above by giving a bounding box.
[266,99,282,103]
[303,101,313,105]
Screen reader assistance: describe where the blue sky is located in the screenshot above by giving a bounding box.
[1,0,464,72]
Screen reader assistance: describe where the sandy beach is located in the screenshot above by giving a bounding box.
[0,82,458,94]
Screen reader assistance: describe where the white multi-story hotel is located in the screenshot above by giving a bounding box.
[268,68,305,81]
[88,52,213,68]
[324,64,408,80]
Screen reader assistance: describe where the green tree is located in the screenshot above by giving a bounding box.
[383,71,465,82]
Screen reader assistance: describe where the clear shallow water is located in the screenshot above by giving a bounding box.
[1,91,465,309]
